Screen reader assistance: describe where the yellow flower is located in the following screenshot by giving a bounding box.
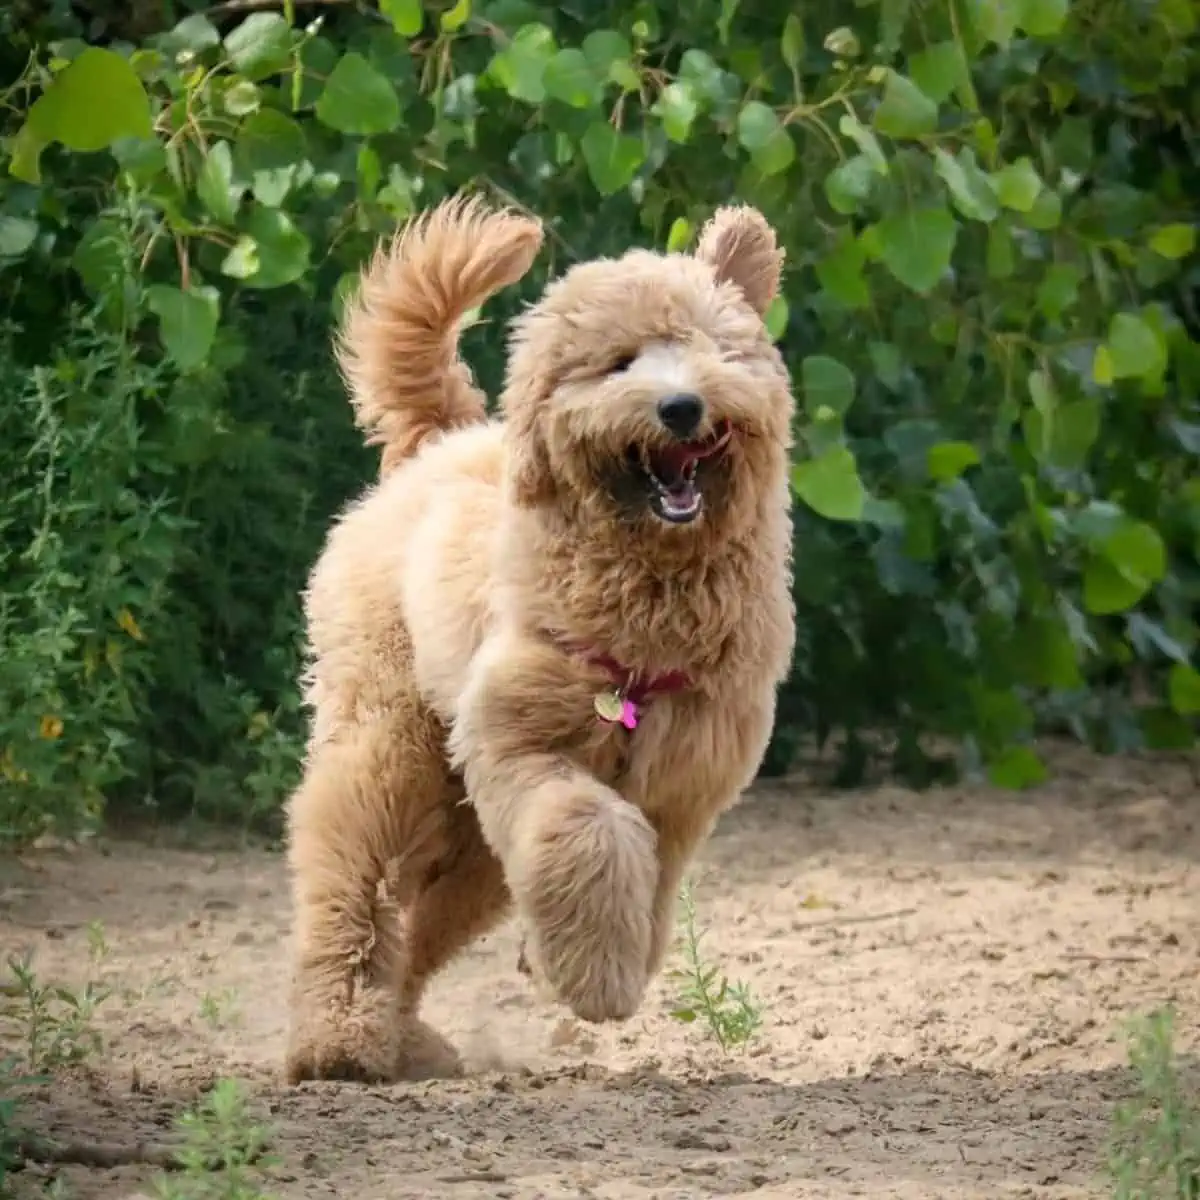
[39,715,64,740]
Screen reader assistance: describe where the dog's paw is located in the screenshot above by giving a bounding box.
[394,1016,464,1081]
[515,787,658,1024]
[285,1007,399,1085]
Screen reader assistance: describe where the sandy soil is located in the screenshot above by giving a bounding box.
[2,746,1197,1199]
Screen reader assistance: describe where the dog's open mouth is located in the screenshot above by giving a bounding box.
[627,420,733,525]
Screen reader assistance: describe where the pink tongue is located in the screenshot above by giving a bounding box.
[656,444,700,479]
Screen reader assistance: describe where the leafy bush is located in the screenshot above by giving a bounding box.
[0,0,1196,838]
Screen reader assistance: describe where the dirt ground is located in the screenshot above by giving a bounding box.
[2,746,1197,1199]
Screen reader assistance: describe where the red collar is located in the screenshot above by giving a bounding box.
[584,652,692,706]
[546,632,694,706]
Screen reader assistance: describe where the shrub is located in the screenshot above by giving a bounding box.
[0,0,1196,837]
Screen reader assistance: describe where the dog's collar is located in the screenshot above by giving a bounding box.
[545,632,693,731]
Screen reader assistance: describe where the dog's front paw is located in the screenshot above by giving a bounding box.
[514,787,658,1023]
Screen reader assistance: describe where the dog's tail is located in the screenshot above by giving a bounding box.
[336,195,544,475]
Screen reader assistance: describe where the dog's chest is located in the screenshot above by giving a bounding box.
[574,696,758,817]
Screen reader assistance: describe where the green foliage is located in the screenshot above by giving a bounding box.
[0,0,1197,834]
[152,1079,277,1200]
[0,1055,45,1194]
[1109,1006,1200,1199]
[3,934,112,1074]
[668,879,765,1053]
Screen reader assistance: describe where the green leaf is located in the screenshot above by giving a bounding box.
[987,746,1047,790]
[0,216,38,258]
[1036,263,1082,321]
[736,101,780,152]
[440,0,471,32]
[908,41,966,103]
[239,208,310,289]
[1148,223,1195,260]
[145,284,220,372]
[223,12,292,79]
[666,216,692,253]
[801,355,856,417]
[838,113,888,173]
[223,80,261,117]
[927,441,980,482]
[1083,519,1167,614]
[196,141,241,224]
[815,229,869,308]
[1104,312,1168,381]
[543,48,599,108]
[12,48,152,182]
[986,223,1015,278]
[751,129,796,176]
[993,157,1043,213]
[1013,616,1082,690]
[235,109,306,175]
[72,217,126,295]
[781,15,805,71]
[1168,664,1200,716]
[869,341,904,391]
[489,23,556,104]
[380,0,423,37]
[933,147,999,223]
[791,446,867,522]
[655,82,699,143]
[1017,0,1068,36]
[764,295,788,342]
[1025,396,1101,470]
[316,52,401,136]
[1050,398,1101,469]
[874,204,958,294]
[221,236,259,280]
[583,30,634,79]
[1023,189,1061,231]
[824,155,875,215]
[155,14,221,57]
[873,71,938,139]
[1083,559,1141,615]
[1028,367,1054,413]
[580,122,644,195]
[824,26,861,57]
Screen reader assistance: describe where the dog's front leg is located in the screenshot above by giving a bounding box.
[452,638,658,1024]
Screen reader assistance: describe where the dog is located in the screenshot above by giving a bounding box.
[284,195,796,1083]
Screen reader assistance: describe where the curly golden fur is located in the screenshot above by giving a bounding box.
[284,194,796,1083]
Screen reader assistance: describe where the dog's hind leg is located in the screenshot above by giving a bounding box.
[284,714,462,1084]
[399,797,510,1013]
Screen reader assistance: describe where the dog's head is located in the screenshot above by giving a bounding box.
[501,207,793,540]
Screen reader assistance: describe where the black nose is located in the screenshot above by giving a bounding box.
[657,392,705,439]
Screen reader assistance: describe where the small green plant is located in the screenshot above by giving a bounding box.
[667,879,764,1054]
[198,989,241,1031]
[3,952,111,1074]
[0,1054,48,1196]
[152,1080,276,1200]
[1109,1005,1200,1199]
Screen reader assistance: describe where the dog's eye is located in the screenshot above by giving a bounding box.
[607,354,636,374]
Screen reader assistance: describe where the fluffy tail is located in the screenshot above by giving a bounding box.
[336,195,544,475]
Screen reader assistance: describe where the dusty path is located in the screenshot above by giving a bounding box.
[2,747,1197,1198]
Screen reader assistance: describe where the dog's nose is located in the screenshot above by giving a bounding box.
[657,392,705,439]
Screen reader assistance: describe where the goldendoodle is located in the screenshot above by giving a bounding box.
[284,194,796,1083]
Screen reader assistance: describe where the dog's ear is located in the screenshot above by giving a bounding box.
[694,206,783,318]
[509,424,556,508]
[503,387,557,508]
